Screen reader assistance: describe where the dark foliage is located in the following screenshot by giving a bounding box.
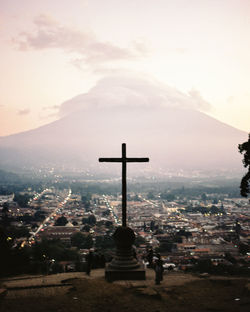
[13,193,32,207]
[160,192,176,201]
[82,215,96,225]
[238,133,250,197]
[71,232,93,249]
[156,241,173,252]
[54,216,68,226]
[95,235,115,250]
[182,205,225,215]
[0,235,80,277]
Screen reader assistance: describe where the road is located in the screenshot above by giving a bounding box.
[20,189,72,246]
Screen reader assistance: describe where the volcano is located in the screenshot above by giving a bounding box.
[0,76,247,176]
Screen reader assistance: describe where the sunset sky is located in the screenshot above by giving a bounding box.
[1,0,250,136]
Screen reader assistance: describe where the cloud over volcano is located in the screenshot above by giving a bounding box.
[59,73,212,117]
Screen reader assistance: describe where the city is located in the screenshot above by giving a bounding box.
[1,179,249,275]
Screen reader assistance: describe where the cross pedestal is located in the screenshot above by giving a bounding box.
[105,226,146,282]
[99,143,149,282]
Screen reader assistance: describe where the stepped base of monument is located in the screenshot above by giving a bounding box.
[105,264,146,282]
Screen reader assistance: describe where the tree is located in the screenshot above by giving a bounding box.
[238,134,250,197]
[19,214,33,224]
[160,192,176,201]
[84,202,91,211]
[102,209,110,217]
[0,226,13,276]
[54,216,68,226]
[81,193,92,211]
[81,193,92,203]
[134,235,147,247]
[157,241,173,252]
[82,215,96,225]
[132,194,140,201]
[201,193,207,201]
[32,239,78,262]
[10,226,30,238]
[2,202,9,214]
[71,232,93,249]
[88,215,96,225]
[13,193,31,207]
[82,217,88,224]
[95,235,115,249]
[177,229,192,238]
[147,191,155,200]
[82,224,91,232]
[150,220,155,231]
[238,242,250,255]
[1,203,10,226]
[34,211,46,222]
[105,221,113,228]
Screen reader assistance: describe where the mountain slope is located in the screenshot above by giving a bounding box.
[0,104,247,174]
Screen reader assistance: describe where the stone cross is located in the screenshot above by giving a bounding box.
[99,143,149,227]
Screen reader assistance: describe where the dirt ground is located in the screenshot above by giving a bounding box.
[1,269,250,312]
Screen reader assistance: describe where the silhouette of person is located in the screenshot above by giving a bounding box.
[154,254,164,285]
[147,248,153,268]
[99,254,106,268]
[86,249,94,275]
[132,246,137,260]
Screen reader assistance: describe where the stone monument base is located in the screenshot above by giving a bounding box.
[105,263,146,282]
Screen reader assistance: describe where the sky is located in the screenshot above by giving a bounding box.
[0,0,250,136]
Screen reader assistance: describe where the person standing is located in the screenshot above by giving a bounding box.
[86,249,94,276]
[147,248,154,268]
[154,254,164,285]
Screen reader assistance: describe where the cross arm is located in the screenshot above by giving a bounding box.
[99,157,149,163]
[99,158,122,162]
[126,158,149,162]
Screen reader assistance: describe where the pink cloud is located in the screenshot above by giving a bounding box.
[17,108,30,116]
[14,14,146,65]
[43,105,60,111]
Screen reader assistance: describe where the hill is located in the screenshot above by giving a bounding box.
[0,169,20,183]
[1,270,250,312]
[0,76,247,175]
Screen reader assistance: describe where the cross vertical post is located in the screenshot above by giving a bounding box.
[122,143,127,227]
